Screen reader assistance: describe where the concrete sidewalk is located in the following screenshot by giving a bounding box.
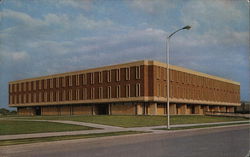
[128,120,249,132]
[0,120,249,140]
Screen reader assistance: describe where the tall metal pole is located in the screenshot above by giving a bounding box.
[166,25,191,130]
[167,37,170,129]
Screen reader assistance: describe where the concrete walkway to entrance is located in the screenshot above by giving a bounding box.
[0,120,248,140]
[29,119,124,130]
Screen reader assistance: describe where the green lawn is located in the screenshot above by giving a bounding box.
[0,120,95,135]
[0,131,146,146]
[10,115,248,128]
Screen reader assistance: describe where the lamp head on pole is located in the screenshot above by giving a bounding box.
[182,25,191,30]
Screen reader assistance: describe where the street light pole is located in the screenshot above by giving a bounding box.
[166,25,191,129]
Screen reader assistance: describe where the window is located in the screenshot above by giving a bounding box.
[38,80,42,89]
[116,69,120,81]
[136,83,141,97]
[39,92,42,102]
[98,72,103,83]
[157,67,161,79]
[107,70,111,82]
[187,74,190,84]
[176,72,180,82]
[28,82,32,91]
[76,89,80,100]
[69,90,72,100]
[62,77,66,87]
[164,85,167,97]
[90,73,94,84]
[82,88,87,100]
[125,67,130,80]
[69,76,73,86]
[14,95,17,104]
[157,84,161,97]
[56,78,59,88]
[44,92,47,102]
[23,93,26,103]
[22,83,26,92]
[62,90,66,101]
[91,88,95,99]
[28,93,31,103]
[107,86,111,98]
[98,87,103,99]
[50,91,53,102]
[126,84,130,97]
[50,79,53,88]
[33,81,36,90]
[163,69,167,81]
[82,74,87,85]
[18,94,21,103]
[14,84,17,92]
[18,83,21,92]
[56,91,59,101]
[44,79,47,89]
[136,66,140,79]
[33,93,36,103]
[76,75,80,86]
[116,85,120,98]
[181,72,185,84]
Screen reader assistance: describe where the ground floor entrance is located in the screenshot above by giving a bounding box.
[95,104,109,115]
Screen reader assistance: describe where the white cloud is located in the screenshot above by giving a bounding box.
[11,51,29,61]
[0,9,44,26]
[1,51,30,62]
[129,0,175,14]
[54,0,92,11]
[180,0,247,31]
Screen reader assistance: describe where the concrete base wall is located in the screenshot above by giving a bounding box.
[136,103,144,115]
[148,103,157,115]
[194,105,201,114]
[17,103,236,116]
[186,105,193,114]
[220,106,227,112]
[204,106,210,112]
[177,104,187,115]
[61,106,71,116]
[72,105,92,115]
[17,107,35,116]
[227,106,235,112]
[170,104,177,115]
[111,103,135,115]
[42,106,60,116]
[157,104,165,115]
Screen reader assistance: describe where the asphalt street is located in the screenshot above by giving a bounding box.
[1,125,249,157]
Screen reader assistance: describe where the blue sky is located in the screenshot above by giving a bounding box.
[0,0,249,109]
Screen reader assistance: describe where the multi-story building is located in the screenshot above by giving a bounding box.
[8,60,240,116]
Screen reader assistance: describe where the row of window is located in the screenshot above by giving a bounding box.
[10,84,141,104]
[156,67,238,91]
[10,66,141,93]
[155,83,239,102]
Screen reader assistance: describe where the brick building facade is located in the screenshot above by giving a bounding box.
[8,60,240,116]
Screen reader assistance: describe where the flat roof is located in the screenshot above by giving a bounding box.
[9,60,240,85]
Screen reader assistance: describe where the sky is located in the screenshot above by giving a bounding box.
[0,0,249,109]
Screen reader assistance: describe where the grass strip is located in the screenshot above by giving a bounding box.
[0,131,146,146]
[156,122,249,131]
[8,115,248,128]
[0,120,96,135]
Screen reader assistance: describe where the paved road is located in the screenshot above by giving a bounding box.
[1,125,249,157]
